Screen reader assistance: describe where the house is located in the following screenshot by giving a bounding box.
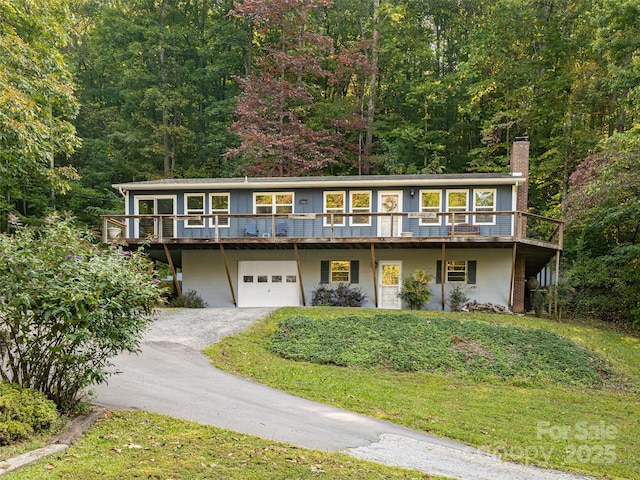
[105,139,562,312]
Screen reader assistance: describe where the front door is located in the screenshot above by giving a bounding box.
[378,191,403,237]
[136,197,176,238]
[379,261,402,309]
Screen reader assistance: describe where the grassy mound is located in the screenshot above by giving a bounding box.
[270,313,614,387]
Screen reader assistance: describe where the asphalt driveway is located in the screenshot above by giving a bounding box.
[93,308,594,480]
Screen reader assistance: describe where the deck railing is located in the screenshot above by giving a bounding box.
[102,211,563,248]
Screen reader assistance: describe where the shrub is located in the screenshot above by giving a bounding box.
[0,213,163,412]
[311,283,366,307]
[0,382,58,445]
[169,290,207,308]
[448,284,469,311]
[399,269,433,310]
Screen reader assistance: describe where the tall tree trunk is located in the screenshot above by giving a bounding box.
[159,0,172,173]
[363,0,379,175]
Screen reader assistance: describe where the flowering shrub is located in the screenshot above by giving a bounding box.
[0,214,163,411]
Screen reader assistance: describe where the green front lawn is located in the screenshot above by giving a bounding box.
[204,308,640,480]
[5,411,437,479]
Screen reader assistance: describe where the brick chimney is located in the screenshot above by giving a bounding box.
[510,137,530,314]
[510,137,530,213]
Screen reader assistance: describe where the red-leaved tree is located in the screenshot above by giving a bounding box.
[226,0,343,176]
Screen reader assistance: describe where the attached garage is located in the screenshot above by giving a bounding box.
[237,261,301,307]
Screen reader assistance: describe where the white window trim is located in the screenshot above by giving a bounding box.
[419,189,442,225]
[446,189,469,225]
[473,189,497,225]
[253,192,295,215]
[330,260,351,283]
[209,192,230,228]
[184,193,205,228]
[133,195,177,238]
[349,191,372,226]
[324,191,346,227]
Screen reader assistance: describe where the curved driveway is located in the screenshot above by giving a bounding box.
[93,308,594,480]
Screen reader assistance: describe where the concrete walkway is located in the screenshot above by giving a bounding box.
[93,308,594,480]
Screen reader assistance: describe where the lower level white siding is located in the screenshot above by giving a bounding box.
[181,248,513,310]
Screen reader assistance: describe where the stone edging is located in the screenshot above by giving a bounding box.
[0,409,106,476]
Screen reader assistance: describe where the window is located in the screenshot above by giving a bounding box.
[419,190,441,225]
[185,194,205,227]
[435,260,477,284]
[324,191,345,226]
[447,261,467,282]
[320,260,360,284]
[254,192,294,215]
[210,193,230,227]
[330,261,350,282]
[447,190,469,224]
[474,189,496,224]
[350,191,371,226]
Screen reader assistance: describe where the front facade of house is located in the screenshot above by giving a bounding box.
[107,140,562,312]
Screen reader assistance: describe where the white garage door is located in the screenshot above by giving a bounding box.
[238,261,301,307]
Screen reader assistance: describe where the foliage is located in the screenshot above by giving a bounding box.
[226,0,346,176]
[206,307,640,478]
[0,0,80,226]
[7,411,429,479]
[563,128,640,328]
[269,313,615,386]
[0,214,162,411]
[447,284,469,312]
[398,269,433,310]
[533,290,546,318]
[0,383,59,446]
[168,290,207,309]
[311,283,366,307]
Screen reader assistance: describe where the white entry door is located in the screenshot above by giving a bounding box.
[379,261,402,309]
[378,191,403,237]
[238,261,301,307]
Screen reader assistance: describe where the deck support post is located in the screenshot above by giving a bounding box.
[371,243,378,308]
[219,244,237,307]
[293,243,306,306]
[163,244,182,298]
[554,250,560,317]
[441,243,446,310]
[509,242,517,310]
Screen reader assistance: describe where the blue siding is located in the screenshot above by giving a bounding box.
[125,184,514,239]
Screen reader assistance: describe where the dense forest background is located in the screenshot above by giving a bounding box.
[1,0,638,325]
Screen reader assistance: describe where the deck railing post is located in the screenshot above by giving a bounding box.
[330,214,334,240]
[214,215,219,242]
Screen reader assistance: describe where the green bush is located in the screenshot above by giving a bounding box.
[564,244,640,328]
[169,290,207,308]
[311,283,366,307]
[0,214,163,412]
[0,383,58,445]
[448,284,470,311]
[399,269,433,310]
